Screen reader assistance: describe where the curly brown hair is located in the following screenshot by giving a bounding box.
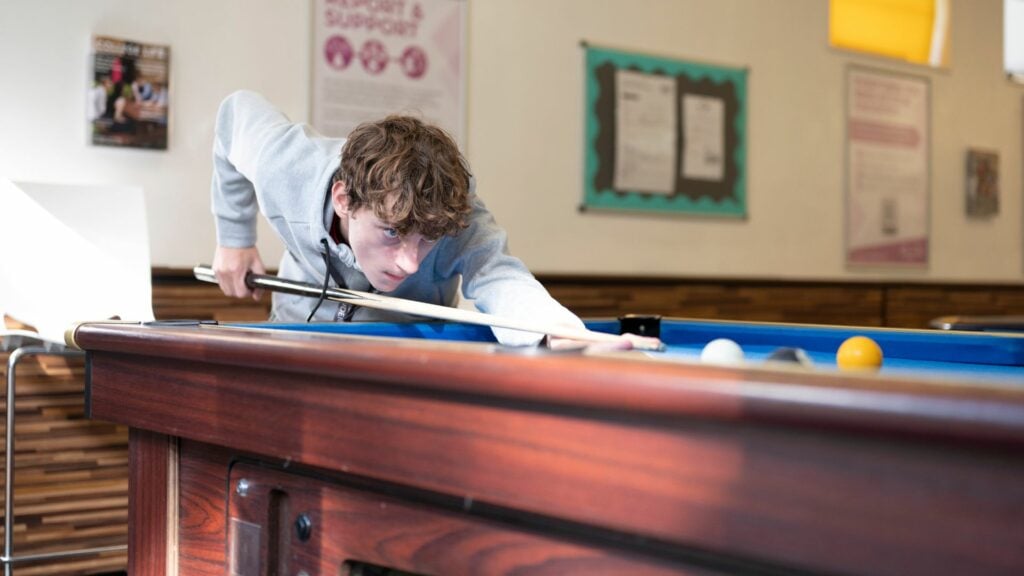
[335,115,472,240]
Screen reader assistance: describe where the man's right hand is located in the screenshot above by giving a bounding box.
[212,246,266,300]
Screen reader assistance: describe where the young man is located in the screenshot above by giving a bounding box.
[210,90,634,348]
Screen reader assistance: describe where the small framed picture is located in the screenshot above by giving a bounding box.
[965,149,999,218]
[88,35,170,150]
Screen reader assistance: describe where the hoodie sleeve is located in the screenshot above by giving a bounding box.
[210,90,296,248]
[434,183,585,347]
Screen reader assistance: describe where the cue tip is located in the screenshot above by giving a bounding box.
[629,338,666,352]
[645,341,667,353]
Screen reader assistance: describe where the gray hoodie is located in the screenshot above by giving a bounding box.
[211,90,582,345]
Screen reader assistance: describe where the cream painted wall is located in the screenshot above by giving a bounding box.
[0,0,1021,282]
[466,0,1023,281]
[0,0,311,270]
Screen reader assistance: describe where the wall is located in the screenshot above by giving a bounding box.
[0,0,311,268]
[1,0,1021,282]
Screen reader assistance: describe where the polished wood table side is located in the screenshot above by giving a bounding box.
[69,322,1024,576]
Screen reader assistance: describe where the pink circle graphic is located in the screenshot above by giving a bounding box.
[359,40,389,75]
[324,35,353,70]
[400,46,428,79]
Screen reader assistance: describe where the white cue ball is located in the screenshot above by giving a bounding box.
[700,338,745,365]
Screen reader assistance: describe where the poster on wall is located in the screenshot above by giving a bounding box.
[581,44,747,217]
[845,66,929,266]
[312,0,466,143]
[88,36,170,150]
[965,148,999,218]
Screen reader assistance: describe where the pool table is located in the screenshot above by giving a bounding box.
[68,317,1024,576]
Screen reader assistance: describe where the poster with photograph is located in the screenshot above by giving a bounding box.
[312,0,466,143]
[965,149,999,218]
[845,67,929,266]
[88,35,169,150]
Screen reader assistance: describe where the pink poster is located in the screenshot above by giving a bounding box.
[313,0,465,143]
[846,67,930,266]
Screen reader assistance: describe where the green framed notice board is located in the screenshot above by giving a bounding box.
[582,44,747,217]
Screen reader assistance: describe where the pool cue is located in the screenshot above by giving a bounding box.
[193,265,664,351]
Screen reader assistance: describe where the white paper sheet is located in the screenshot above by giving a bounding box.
[682,94,725,182]
[613,69,677,195]
[0,180,153,343]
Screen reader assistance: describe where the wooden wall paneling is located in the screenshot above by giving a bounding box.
[0,350,127,575]
[151,283,271,322]
[884,285,1024,328]
[151,268,1024,330]
[541,277,886,326]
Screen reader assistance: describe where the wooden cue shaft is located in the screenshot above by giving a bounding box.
[193,265,663,351]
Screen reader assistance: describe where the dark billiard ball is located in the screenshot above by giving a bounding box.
[765,347,813,367]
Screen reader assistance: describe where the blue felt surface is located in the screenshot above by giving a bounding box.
[239,319,1024,384]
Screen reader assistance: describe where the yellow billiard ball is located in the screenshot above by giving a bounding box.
[836,336,883,371]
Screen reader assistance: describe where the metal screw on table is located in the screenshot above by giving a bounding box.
[295,513,313,542]
[236,479,250,497]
